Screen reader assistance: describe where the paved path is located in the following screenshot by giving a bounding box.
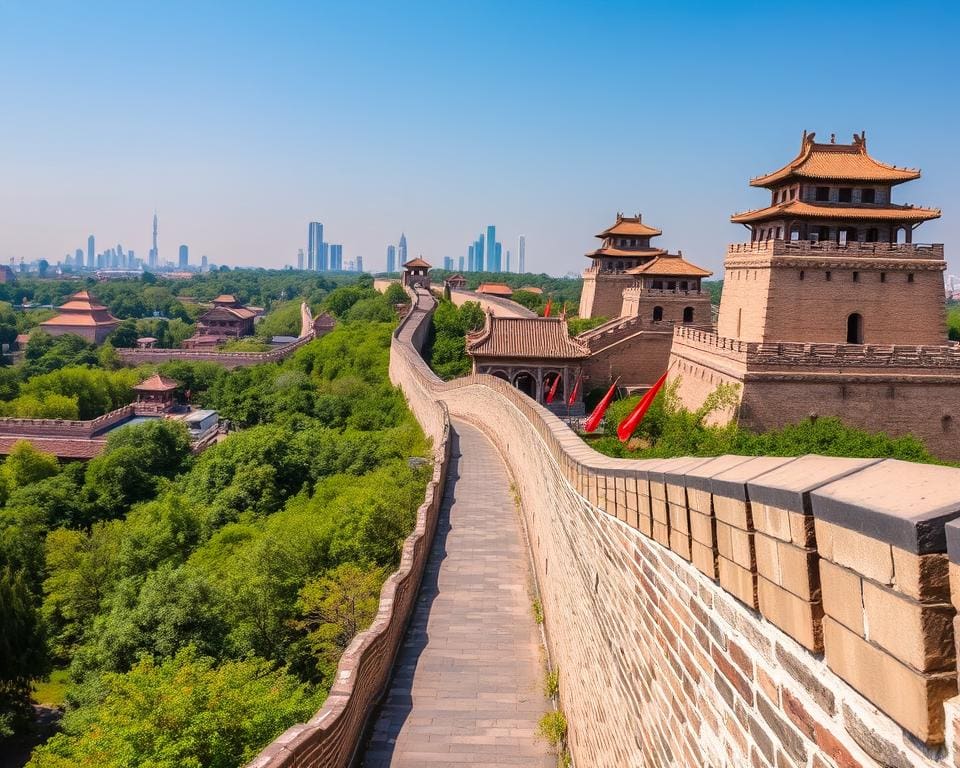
[362,420,553,767]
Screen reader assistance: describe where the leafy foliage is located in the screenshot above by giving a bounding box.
[427,299,484,380]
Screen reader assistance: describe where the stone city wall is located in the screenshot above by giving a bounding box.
[245,295,450,768]
[0,404,136,439]
[385,285,960,768]
[447,287,537,318]
[117,333,314,369]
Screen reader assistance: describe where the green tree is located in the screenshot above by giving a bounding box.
[106,319,139,348]
[26,647,322,768]
[3,442,59,493]
[0,567,49,738]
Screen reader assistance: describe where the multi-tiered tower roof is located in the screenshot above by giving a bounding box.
[731,131,940,245]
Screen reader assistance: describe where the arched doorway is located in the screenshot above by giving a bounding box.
[846,313,864,344]
[542,372,564,402]
[513,371,536,398]
[682,306,694,323]
[653,306,663,322]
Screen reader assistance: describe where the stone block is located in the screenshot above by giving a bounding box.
[716,521,753,569]
[688,486,712,514]
[822,616,957,745]
[692,540,717,580]
[689,509,714,546]
[755,533,819,602]
[719,555,757,610]
[653,520,669,548]
[670,528,691,561]
[819,558,864,636]
[651,494,668,525]
[713,494,750,529]
[710,456,799,527]
[815,519,894,586]
[758,576,823,652]
[861,580,955,673]
[669,502,690,535]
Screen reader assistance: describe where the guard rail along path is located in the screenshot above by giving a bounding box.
[387,286,960,768]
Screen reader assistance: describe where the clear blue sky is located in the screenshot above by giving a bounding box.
[1,1,958,276]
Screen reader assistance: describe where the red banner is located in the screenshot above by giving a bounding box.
[583,378,620,433]
[616,371,668,443]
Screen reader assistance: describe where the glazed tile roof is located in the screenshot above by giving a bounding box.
[212,294,240,304]
[517,286,543,294]
[597,215,662,238]
[403,257,432,269]
[731,200,941,224]
[751,131,921,187]
[476,282,514,296]
[467,315,590,359]
[626,254,712,278]
[40,290,120,329]
[133,373,180,392]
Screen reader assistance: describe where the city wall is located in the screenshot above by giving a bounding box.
[385,286,960,768]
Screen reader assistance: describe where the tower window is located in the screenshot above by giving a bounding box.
[653,306,663,322]
[826,271,832,281]
[862,188,876,204]
[815,186,830,201]
[683,306,694,323]
[847,313,864,344]
[839,188,852,203]
[880,272,886,283]
[799,270,805,280]
[908,273,915,283]
[853,272,859,282]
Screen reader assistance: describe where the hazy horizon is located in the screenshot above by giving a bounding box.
[1,1,958,276]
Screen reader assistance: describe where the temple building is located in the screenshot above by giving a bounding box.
[444,274,468,290]
[133,373,179,414]
[476,282,513,298]
[620,252,712,325]
[466,313,589,413]
[669,131,960,460]
[40,290,120,344]
[183,294,257,348]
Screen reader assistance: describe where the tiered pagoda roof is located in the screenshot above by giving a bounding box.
[731,200,941,225]
[133,374,180,393]
[40,291,120,329]
[587,213,666,260]
[467,315,590,360]
[625,253,713,278]
[750,131,920,187]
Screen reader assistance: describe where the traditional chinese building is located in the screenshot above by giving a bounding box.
[476,282,513,298]
[39,290,120,344]
[133,373,179,414]
[402,257,432,290]
[466,313,589,412]
[620,252,713,325]
[578,213,667,319]
[183,294,257,348]
[445,274,468,290]
[670,131,960,459]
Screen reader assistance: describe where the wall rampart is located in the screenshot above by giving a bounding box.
[0,404,136,439]
[117,333,314,368]
[383,285,960,767]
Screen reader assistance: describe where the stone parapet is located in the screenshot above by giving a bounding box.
[0,404,135,439]
[727,240,945,261]
[117,333,314,369]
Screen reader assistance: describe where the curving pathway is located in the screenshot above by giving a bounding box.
[362,420,553,767]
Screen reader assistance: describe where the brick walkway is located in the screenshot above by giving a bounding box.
[362,420,553,767]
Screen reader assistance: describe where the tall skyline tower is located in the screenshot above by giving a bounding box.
[506,249,511,272]
[486,225,496,272]
[356,255,364,273]
[518,235,526,273]
[148,212,159,268]
[87,234,94,269]
[494,241,502,272]
[467,245,475,271]
[476,235,484,271]
[398,233,408,264]
[297,249,304,270]
[308,221,323,271]
[386,244,396,273]
[179,244,189,269]
[330,244,343,270]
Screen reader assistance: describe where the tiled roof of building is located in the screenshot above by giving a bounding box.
[467,315,590,359]
[403,257,432,269]
[586,247,667,260]
[133,373,180,392]
[517,286,543,294]
[476,282,514,297]
[626,253,712,278]
[597,214,662,238]
[212,294,240,304]
[730,200,942,224]
[750,131,922,187]
[0,436,106,459]
[40,290,120,328]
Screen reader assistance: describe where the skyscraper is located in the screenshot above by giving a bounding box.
[486,226,496,272]
[297,249,304,270]
[467,245,475,272]
[149,212,158,268]
[321,242,329,271]
[356,256,364,273]
[398,233,408,264]
[330,244,343,270]
[179,245,189,269]
[87,235,94,269]
[506,250,511,272]
[459,255,465,272]
[308,221,323,271]
[494,242,502,273]
[443,256,453,270]
[518,235,526,273]
[476,235,485,272]
[386,245,396,273]
[74,248,83,268]
[201,254,209,272]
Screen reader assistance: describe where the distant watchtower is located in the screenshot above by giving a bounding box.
[578,213,666,319]
[402,257,432,290]
[721,131,944,345]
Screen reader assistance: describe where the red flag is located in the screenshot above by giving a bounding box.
[583,377,620,433]
[567,372,582,406]
[616,371,668,443]
[543,298,552,317]
[545,373,561,404]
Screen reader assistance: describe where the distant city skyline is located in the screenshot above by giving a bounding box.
[0,3,957,274]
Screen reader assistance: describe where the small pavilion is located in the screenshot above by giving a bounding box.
[476,282,513,297]
[40,290,120,344]
[402,257,432,290]
[445,274,468,289]
[466,313,590,408]
[133,373,180,414]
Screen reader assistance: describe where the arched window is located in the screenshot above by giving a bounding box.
[513,371,536,398]
[653,306,663,322]
[682,306,694,323]
[847,313,864,344]
[896,227,907,244]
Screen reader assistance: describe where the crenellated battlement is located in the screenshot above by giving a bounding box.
[727,239,945,262]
